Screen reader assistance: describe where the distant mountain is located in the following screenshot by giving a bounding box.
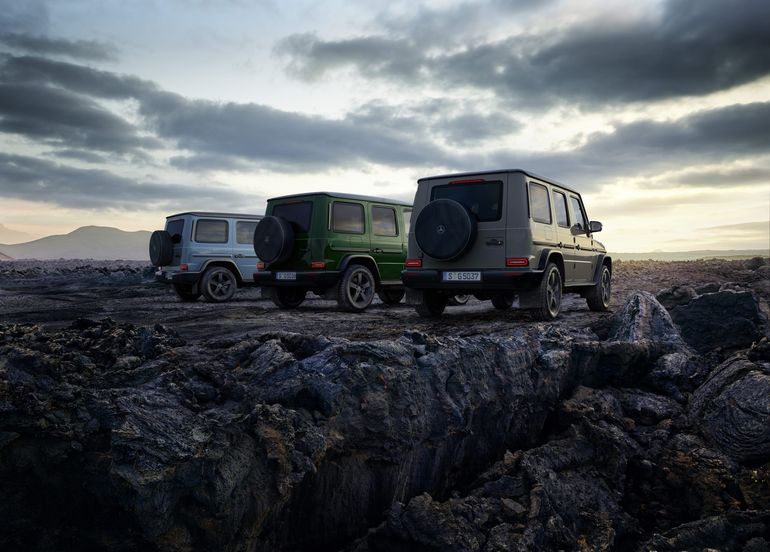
[615,249,769,261]
[0,226,152,261]
[0,251,11,261]
[0,223,33,244]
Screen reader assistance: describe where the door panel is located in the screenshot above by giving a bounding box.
[233,220,259,282]
[568,196,595,282]
[369,204,404,283]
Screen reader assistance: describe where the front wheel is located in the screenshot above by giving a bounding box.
[201,267,237,302]
[586,265,612,311]
[531,263,562,320]
[377,288,405,305]
[172,282,200,302]
[415,291,447,318]
[271,287,306,309]
[338,265,376,312]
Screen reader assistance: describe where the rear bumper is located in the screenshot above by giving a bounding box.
[253,270,341,289]
[155,270,201,285]
[401,268,541,291]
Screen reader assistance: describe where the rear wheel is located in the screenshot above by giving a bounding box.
[271,287,306,309]
[448,294,470,306]
[586,265,612,311]
[172,282,200,302]
[531,263,562,320]
[377,288,405,305]
[415,291,447,318]
[201,267,237,302]
[491,293,514,310]
[338,265,376,312]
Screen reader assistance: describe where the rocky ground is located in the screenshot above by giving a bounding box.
[0,258,768,551]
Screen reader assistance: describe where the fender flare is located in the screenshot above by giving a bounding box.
[338,255,382,283]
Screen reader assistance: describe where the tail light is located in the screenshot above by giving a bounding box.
[180,263,189,271]
[310,261,326,269]
[405,259,422,268]
[505,258,529,267]
[256,261,265,270]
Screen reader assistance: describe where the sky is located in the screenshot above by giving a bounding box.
[0,0,768,252]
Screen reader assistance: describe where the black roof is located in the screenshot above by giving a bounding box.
[417,169,579,194]
[166,212,264,219]
[268,191,411,207]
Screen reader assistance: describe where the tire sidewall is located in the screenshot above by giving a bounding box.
[202,267,236,302]
[414,199,477,261]
[339,265,375,312]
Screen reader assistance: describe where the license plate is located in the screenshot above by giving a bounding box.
[276,272,297,281]
[443,271,481,282]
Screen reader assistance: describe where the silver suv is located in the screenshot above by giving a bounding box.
[150,212,263,302]
[401,169,612,319]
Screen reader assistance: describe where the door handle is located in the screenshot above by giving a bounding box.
[486,239,503,246]
[372,248,383,254]
[234,254,244,258]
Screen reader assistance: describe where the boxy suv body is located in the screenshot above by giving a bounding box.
[401,169,612,319]
[252,192,412,311]
[150,212,263,302]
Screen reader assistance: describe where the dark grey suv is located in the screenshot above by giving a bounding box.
[401,169,612,319]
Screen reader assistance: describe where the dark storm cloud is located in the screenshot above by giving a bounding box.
[0,1,48,35]
[48,149,109,164]
[0,33,118,62]
[277,0,770,107]
[488,102,770,188]
[0,153,253,209]
[0,82,159,153]
[673,166,770,188]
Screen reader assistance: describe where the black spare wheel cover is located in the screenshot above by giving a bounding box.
[415,198,477,261]
[149,230,174,266]
[253,216,295,264]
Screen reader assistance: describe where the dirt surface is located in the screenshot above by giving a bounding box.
[0,258,767,341]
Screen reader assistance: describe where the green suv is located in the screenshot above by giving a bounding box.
[252,192,412,311]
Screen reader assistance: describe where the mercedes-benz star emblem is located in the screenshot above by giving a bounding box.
[436,224,446,235]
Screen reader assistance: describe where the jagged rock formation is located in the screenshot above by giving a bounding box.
[0,290,768,551]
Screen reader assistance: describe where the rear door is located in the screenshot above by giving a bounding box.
[369,204,404,283]
[551,188,579,284]
[191,218,231,267]
[233,219,260,281]
[428,177,507,269]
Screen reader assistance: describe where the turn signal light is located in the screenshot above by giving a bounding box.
[310,261,326,269]
[180,263,189,271]
[256,261,265,270]
[405,259,422,267]
[505,258,529,267]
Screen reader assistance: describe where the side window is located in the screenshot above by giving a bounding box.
[553,191,570,227]
[529,183,552,224]
[332,202,365,234]
[403,209,412,233]
[570,196,587,230]
[195,219,228,243]
[372,206,398,236]
[236,221,258,244]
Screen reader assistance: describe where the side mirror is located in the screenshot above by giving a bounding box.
[589,221,603,233]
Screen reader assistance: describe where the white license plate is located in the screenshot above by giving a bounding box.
[442,271,481,282]
[276,272,297,281]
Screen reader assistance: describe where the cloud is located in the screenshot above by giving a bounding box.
[0,33,118,62]
[0,1,48,35]
[277,0,770,107]
[0,153,257,210]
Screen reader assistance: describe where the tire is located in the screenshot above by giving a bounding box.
[415,291,447,318]
[338,265,376,312]
[586,265,612,312]
[377,288,405,305]
[253,216,295,265]
[531,263,562,320]
[172,282,200,302]
[414,199,477,261]
[149,230,174,266]
[448,294,470,306]
[271,287,306,309]
[201,267,237,302]
[491,293,514,310]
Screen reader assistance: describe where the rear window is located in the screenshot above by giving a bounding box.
[372,206,398,236]
[236,221,258,244]
[431,181,503,222]
[332,202,365,234]
[166,219,184,242]
[529,183,552,224]
[272,201,312,232]
[195,219,228,243]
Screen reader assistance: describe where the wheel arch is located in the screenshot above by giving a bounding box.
[201,260,244,286]
[591,254,612,283]
[339,255,382,287]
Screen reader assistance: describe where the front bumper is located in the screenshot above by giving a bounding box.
[155,269,201,285]
[401,268,541,291]
[253,270,341,289]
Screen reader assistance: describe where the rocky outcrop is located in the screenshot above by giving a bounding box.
[1,291,768,551]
